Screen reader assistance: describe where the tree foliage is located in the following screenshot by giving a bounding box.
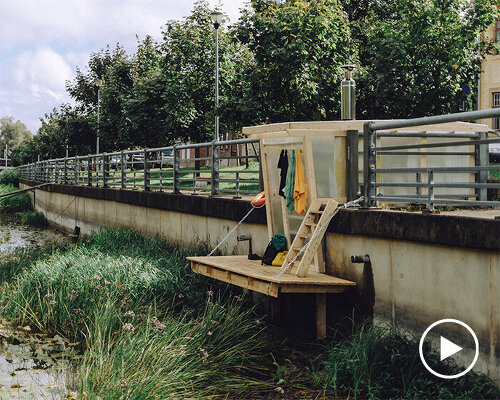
[355,0,498,118]
[0,117,32,153]
[11,0,499,161]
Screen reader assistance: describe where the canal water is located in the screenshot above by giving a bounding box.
[0,218,76,399]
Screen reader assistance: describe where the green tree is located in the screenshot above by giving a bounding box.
[0,117,32,154]
[355,0,498,119]
[234,0,357,122]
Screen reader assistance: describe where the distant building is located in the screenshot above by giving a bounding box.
[479,16,500,130]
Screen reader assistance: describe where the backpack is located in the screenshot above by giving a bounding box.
[261,233,287,265]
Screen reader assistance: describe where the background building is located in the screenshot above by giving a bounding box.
[480,16,500,130]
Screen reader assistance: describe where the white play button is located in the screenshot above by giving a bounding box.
[419,319,479,379]
[440,336,462,361]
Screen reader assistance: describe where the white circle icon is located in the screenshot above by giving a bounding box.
[419,318,479,379]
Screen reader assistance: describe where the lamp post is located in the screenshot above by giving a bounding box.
[95,77,103,154]
[210,11,223,141]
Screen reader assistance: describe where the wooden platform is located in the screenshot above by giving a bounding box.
[188,255,356,298]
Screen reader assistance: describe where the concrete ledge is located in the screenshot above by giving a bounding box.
[20,178,500,252]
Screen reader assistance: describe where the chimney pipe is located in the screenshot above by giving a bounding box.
[341,64,356,120]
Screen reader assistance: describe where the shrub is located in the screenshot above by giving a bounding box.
[0,184,31,212]
[20,210,48,227]
[0,168,20,186]
[322,325,499,400]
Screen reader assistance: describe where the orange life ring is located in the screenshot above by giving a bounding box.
[251,191,265,207]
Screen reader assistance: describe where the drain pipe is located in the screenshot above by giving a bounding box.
[341,64,356,120]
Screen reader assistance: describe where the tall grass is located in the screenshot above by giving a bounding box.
[1,227,272,399]
[0,183,31,212]
[0,168,19,185]
[321,324,500,400]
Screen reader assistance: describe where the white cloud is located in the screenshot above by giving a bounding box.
[0,0,244,134]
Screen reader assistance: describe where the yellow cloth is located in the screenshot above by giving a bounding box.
[272,251,288,266]
[294,149,307,216]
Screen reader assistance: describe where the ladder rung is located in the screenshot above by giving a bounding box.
[292,246,302,252]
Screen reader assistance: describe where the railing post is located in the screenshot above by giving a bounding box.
[363,122,377,207]
[234,171,241,198]
[416,172,421,198]
[346,130,359,201]
[173,145,180,193]
[427,170,434,211]
[476,131,488,202]
[121,151,126,189]
[74,157,79,185]
[102,153,109,188]
[211,140,219,196]
[63,157,68,184]
[144,148,150,191]
[87,155,92,186]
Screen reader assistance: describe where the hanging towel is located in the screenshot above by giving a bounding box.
[277,149,288,198]
[284,149,296,213]
[294,149,307,216]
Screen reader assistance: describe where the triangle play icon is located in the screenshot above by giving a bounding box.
[440,336,462,361]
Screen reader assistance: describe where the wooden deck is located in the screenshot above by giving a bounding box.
[188,255,356,298]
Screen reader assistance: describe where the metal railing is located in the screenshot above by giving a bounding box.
[355,108,500,210]
[19,138,261,197]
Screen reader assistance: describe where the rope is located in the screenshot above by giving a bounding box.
[276,196,364,278]
[207,203,264,257]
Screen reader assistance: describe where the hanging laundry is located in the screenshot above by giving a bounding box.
[277,149,288,198]
[284,149,296,213]
[294,149,307,216]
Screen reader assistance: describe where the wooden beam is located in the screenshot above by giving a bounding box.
[316,293,327,339]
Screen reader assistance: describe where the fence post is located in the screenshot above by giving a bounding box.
[103,153,108,188]
[144,148,150,191]
[211,140,220,196]
[427,170,434,211]
[64,157,68,184]
[346,130,359,201]
[173,145,180,193]
[74,157,79,185]
[363,122,377,207]
[121,151,126,189]
[476,131,488,202]
[87,155,92,186]
[416,172,421,198]
[234,171,241,198]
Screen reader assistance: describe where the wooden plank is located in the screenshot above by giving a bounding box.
[280,196,291,249]
[296,199,338,277]
[188,256,356,286]
[316,293,327,339]
[280,285,347,294]
[261,152,274,240]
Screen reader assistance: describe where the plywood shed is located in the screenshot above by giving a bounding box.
[188,119,488,338]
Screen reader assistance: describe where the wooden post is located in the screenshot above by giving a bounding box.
[316,293,327,339]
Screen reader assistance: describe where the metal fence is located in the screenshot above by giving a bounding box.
[19,138,261,197]
[354,108,500,210]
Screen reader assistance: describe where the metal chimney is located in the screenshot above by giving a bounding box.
[341,64,356,120]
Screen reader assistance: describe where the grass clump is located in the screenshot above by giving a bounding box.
[1,227,272,399]
[0,168,19,185]
[0,184,31,212]
[321,325,499,400]
[20,210,48,227]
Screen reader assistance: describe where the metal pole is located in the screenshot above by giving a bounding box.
[97,83,101,154]
[215,26,220,141]
[370,108,500,131]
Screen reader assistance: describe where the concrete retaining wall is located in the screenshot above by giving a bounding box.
[20,179,499,381]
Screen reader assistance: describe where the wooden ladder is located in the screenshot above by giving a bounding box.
[280,198,338,278]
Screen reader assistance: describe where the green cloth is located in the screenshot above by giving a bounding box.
[284,149,296,213]
[271,233,287,252]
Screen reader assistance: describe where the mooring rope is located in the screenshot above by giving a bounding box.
[207,202,264,257]
[276,196,364,278]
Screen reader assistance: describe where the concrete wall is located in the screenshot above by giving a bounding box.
[20,180,499,381]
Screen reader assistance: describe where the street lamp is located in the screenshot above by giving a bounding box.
[95,77,103,154]
[210,11,223,141]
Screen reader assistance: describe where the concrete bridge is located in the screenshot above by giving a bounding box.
[19,177,500,381]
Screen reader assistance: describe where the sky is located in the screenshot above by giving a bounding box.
[0,0,244,134]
